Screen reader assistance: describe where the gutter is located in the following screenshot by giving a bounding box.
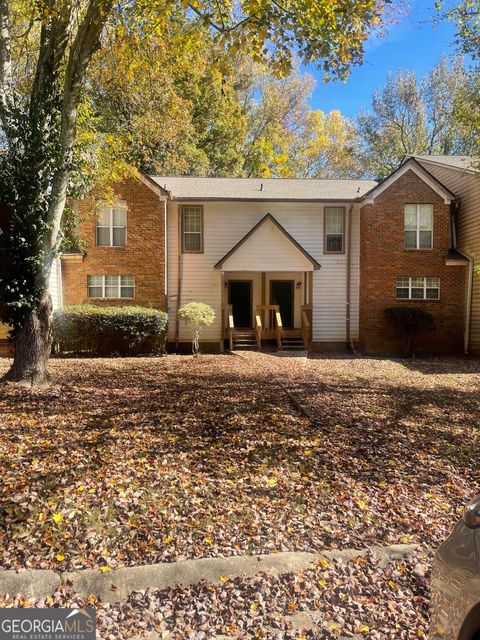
[457,248,474,354]
[174,204,183,351]
[164,199,168,299]
[168,197,367,203]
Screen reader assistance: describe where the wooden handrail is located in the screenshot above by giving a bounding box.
[255,304,279,330]
[301,309,310,348]
[275,311,283,349]
[228,313,234,351]
[301,304,312,347]
[255,305,280,310]
[255,314,262,351]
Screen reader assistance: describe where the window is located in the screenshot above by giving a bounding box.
[96,200,127,247]
[88,275,135,299]
[404,204,433,249]
[324,207,345,253]
[396,277,440,300]
[182,205,203,253]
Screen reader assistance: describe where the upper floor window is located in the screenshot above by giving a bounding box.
[396,276,440,300]
[182,205,203,253]
[88,275,135,299]
[404,204,432,249]
[324,207,345,253]
[96,200,127,247]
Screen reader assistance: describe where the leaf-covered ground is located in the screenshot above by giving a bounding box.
[0,548,431,639]
[0,353,478,573]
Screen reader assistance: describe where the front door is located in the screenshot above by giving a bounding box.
[229,281,252,328]
[271,280,294,328]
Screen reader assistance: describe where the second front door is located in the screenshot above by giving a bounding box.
[270,280,294,328]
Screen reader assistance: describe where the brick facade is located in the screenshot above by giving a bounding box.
[61,177,167,310]
[359,169,467,354]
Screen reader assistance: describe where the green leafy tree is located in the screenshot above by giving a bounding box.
[0,0,389,384]
[435,0,480,59]
[356,57,476,179]
[241,64,360,178]
[178,302,215,356]
[86,19,247,178]
[241,66,314,177]
[290,109,362,178]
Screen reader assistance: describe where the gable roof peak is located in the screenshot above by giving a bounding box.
[214,212,321,270]
[361,157,456,205]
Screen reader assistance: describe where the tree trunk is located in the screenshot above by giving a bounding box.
[4,290,52,384]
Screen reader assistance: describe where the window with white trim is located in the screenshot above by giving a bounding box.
[324,207,345,253]
[88,275,135,299]
[96,200,127,247]
[396,276,440,300]
[182,205,203,253]
[404,204,433,249]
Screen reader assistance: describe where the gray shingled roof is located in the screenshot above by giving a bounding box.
[410,155,477,171]
[150,176,378,201]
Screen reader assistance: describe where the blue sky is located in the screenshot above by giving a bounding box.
[308,0,459,117]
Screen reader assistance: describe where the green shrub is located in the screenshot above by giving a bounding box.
[52,305,168,356]
[385,306,435,356]
[177,302,215,356]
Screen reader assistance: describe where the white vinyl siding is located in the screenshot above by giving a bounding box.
[404,204,433,249]
[396,276,440,300]
[88,275,135,299]
[167,201,361,345]
[96,201,127,247]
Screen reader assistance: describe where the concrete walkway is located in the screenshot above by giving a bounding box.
[0,544,419,604]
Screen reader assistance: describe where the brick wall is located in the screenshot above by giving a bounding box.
[359,169,467,354]
[61,177,167,310]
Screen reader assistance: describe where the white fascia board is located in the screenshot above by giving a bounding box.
[139,173,169,201]
[362,162,453,205]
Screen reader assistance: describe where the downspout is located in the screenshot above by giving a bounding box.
[451,201,473,354]
[175,203,183,351]
[164,197,168,300]
[346,204,354,353]
[460,251,474,354]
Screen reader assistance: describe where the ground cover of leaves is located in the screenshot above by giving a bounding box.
[0,548,431,639]
[0,353,478,572]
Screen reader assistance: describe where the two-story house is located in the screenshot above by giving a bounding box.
[44,155,476,355]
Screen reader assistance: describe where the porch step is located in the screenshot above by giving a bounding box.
[280,336,307,351]
[232,330,259,351]
[233,342,259,351]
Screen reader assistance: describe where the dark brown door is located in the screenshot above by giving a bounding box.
[271,280,294,328]
[229,281,252,328]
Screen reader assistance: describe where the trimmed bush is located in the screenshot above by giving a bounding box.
[177,302,215,356]
[52,305,168,356]
[385,306,435,356]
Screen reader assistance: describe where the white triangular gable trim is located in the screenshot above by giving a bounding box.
[139,172,169,200]
[215,213,320,271]
[362,160,454,205]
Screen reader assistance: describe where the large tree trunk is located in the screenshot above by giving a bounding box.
[5,290,52,384]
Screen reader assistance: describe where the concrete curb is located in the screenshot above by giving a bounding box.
[0,544,420,604]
